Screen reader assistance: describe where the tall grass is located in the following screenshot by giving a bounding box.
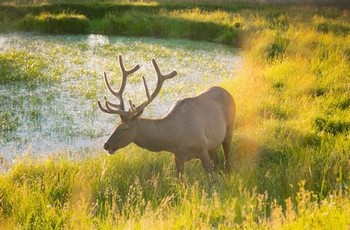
[93,10,239,44]
[20,12,90,34]
[7,5,241,44]
[227,7,349,199]
[0,2,350,228]
[1,149,350,228]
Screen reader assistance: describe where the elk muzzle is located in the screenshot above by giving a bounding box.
[103,142,115,155]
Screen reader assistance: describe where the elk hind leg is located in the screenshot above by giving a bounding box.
[209,149,218,171]
[223,134,233,172]
[175,157,185,178]
[199,151,214,174]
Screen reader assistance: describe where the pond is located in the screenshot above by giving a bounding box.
[0,33,242,161]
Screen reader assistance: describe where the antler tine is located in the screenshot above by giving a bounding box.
[129,100,137,112]
[97,99,130,116]
[130,59,177,114]
[100,55,140,117]
[98,100,110,113]
[127,76,149,114]
[142,76,151,101]
[104,96,119,108]
[104,72,119,97]
[105,100,129,116]
[147,58,177,100]
[99,56,176,118]
[119,55,140,77]
[152,59,177,82]
[118,55,140,97]
[115,55,140,110]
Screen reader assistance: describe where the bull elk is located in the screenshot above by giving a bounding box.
[98,55,235,176]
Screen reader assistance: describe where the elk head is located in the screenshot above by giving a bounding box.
[98,55,177,154]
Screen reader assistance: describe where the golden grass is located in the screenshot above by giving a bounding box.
[1,3,350,228]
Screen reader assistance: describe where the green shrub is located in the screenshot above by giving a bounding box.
[94,11,238,44]
[21,12,90,34]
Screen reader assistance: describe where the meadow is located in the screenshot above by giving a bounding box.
[0,1,349,229]
[0,33,239,157]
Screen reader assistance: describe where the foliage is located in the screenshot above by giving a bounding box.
[95,11,239,44]
[1,3,241,44]
[0,1,350,228]
[20,12,90,34]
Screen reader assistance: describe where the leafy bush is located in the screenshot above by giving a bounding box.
[93,11,239,44]
[21,12,90,34]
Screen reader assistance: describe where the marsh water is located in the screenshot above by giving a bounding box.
[0,33,242,160]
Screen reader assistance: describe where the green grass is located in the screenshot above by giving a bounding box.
[0,111,19,142]
[0,3,242,44]
[228,6,349,199]
[92,10,239,45]
[20,12,90,34]
[1,149,350,229]
[0,51,48,84]
[1,1,350,228]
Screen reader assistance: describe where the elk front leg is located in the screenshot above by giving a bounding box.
[175,157,184,178]
[199,151,214,174]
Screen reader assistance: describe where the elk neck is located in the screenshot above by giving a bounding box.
[133,117,177,153]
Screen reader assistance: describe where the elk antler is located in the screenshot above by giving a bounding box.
[98,55,140,116]
[129,59,177,115]
[98,57,177,119]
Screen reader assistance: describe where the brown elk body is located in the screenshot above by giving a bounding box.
[98,55,235,176]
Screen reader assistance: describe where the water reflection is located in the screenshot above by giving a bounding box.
[87,34,110,47]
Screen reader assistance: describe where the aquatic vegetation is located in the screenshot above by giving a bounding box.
[0,51,48,84]
[0,33,240,155]
[0,111,19,143]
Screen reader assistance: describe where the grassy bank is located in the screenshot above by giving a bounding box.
[1,1,350,228]
[0,3,247,44]
[228,6,350,196]
[1,149,350,229]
